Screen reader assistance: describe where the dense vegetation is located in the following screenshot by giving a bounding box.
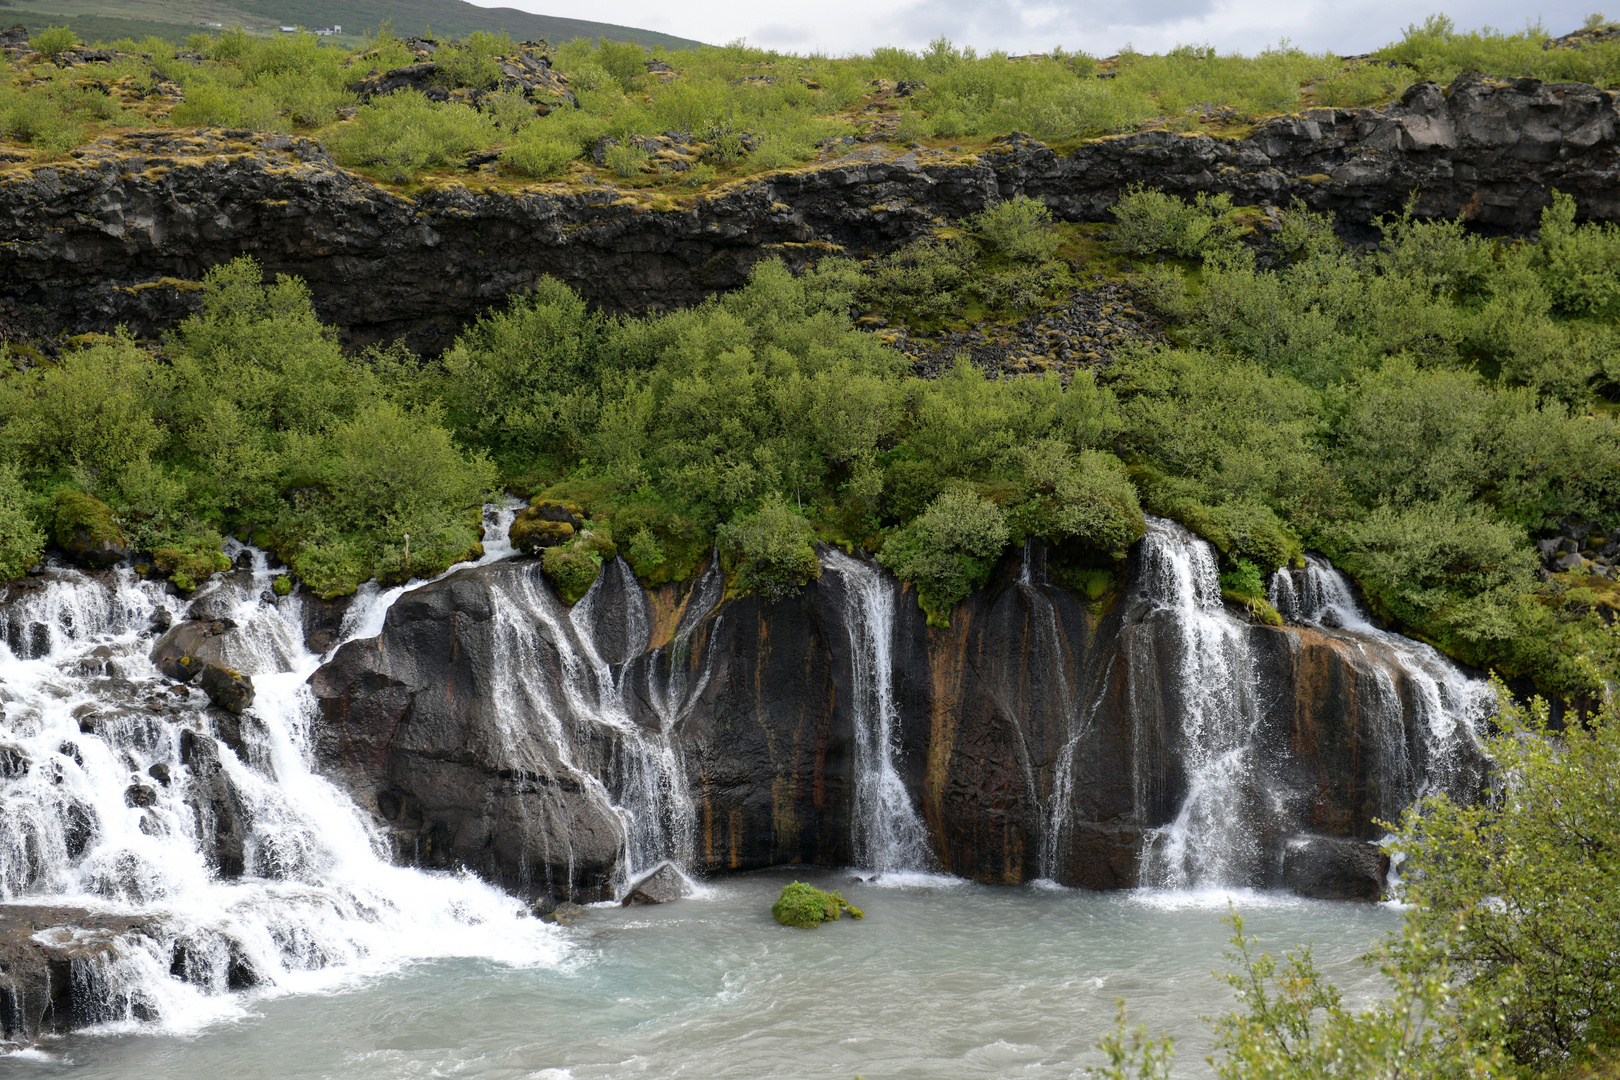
[3,15,1618,184]
[1,182,1614,699]
[1092,676,1620,1079]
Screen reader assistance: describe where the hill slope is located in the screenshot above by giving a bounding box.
[4,0,703,47]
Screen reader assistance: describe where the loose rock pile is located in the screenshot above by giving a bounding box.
[885,279,1167,382]
[1537,522,1620,581]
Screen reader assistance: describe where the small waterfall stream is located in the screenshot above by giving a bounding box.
[1269,555,1492,809]
[1133,520,1269,890]
[821,550,934,875]
[484,555,700,896]
[0,504,567,1036]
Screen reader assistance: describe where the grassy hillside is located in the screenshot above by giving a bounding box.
[1,0,704,48]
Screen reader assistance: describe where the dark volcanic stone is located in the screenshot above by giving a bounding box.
[622,862,692,905]
[1282,834,1390,900]
[2,73,1615,351]
[198,664,254,714]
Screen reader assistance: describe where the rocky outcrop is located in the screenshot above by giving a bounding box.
[0,906,162,1046]
[1,74,1614,350]
[1282,834,1390,900]
[308,563,625,902]
[308,538,1486,904]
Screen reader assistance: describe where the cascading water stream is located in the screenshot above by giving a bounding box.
[482,555,699,897]
[1134,519,1269,890]
[1269,555,1491,809]
[0,502,566,1037]
[821,550,933,876]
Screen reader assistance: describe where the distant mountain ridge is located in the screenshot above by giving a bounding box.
[7,0,704,48]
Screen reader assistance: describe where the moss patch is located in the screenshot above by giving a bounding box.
[771,881,865,928]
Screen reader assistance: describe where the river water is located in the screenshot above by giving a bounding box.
[10,871,1399,1079]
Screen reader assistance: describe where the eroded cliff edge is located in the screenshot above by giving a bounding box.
[308,538,1486,904]
[3,73,1617,350]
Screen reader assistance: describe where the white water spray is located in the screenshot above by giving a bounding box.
[821,550,933,876]
[0,503,565,1038]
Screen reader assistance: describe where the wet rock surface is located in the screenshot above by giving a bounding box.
[1,73,1614,351]
[310,537,1487,900]
[1282,834,1390,900]
[309,560,625,903]
[0,906,162,1045]
[622,862,692,905]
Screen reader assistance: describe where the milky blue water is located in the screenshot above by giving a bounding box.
[10,869,1400,1080]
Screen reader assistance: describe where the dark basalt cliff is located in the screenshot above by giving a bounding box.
[309,542,1483,904]
[2,73,1616,350]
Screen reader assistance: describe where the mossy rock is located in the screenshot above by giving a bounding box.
[49,489,130,568]
[771,881,864,929]
[540,542,602,605]
[511,515,574,554]
[153,542,230,594]
[271,575,293,597]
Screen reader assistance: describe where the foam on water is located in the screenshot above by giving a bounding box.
[0,502,566,1039]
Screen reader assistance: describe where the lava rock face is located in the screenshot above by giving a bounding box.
[309,540,1485,904]
[1282,834,1390,900]
[308,561,625,903]
[0,906,160,1045]
[1,74,1614,350]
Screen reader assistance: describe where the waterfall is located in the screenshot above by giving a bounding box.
[0,503,566,1036]
[821,550,933,875]
[1133,519,1270,890]
[1016,541,1097,883]
[482,555,698,897]
[1270,556,1491,810]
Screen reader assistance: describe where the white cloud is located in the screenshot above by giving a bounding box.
[468,0,1598,56]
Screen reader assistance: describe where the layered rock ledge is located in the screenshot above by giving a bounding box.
[1,73,1615,350]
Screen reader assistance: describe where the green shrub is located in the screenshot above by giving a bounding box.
[718,496,821,601]
[271,574,293,596]
[770,881,864,928]
[31,25,79,60]
[1007,440,1144,557]
[0,84,84,151]
[0,465,44,580]
[1110,186,1239,258]
[433,31,511,91]
[0,335,166,487]
[878,488,1009,626]
[595,39,648,91]
[1535,191,1620,317]
[1389,683,1620,1070]
[605,140,649,177]
[328,90,499,181]
[971,196,1065,263]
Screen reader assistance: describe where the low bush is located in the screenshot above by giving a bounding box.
[31,25,79,60]
[1110,185,1239,258]
[718,496,821,601]
[878,488,1009,626]
[327,90,499,180]
[0,465,44,580]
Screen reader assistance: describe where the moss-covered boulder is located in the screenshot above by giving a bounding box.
[540,528,617,605]
[152,539,231,593]
[198,663,254,714]
[50,490,130,568]
[510,500,584,555]
[771,881,864,929]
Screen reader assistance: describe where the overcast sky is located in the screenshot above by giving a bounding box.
[469,0,1600,56]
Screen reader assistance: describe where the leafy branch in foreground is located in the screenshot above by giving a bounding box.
[1098,670,1620,1079]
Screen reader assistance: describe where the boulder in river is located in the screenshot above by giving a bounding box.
[1281,834,1389,901]
[622,862,692,906]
